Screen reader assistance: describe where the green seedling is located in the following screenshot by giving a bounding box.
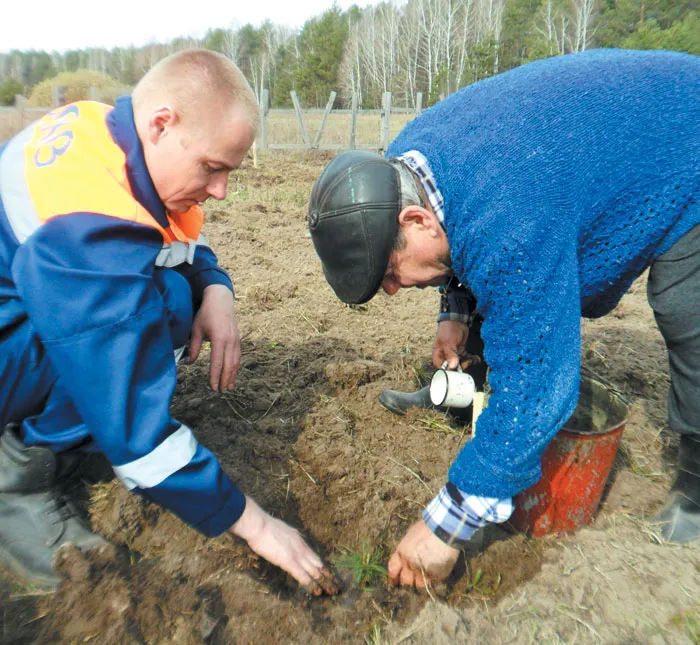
[334,543,387,590]
[671,604,700,644]
[227,186,250,203]
[365,623,383,645]
[466,567,502,596]
[412,365,429,387]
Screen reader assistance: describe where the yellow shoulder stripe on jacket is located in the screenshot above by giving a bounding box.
[23,102,167,236]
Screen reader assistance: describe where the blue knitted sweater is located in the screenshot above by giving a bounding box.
[387,49,700,498]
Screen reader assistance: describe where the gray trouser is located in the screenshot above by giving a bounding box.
[648,224,700,437]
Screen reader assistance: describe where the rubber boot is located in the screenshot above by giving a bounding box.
[379,385,436,416]
[378,385,474,424]
[0,426,108,589]
[653,434,700,544]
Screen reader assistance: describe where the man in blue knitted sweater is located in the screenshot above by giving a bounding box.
[308,49,700,588]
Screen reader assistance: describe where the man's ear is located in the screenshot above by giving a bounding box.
[146,106,177,144]
[398,205,437,232]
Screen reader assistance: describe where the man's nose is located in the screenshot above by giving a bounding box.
[382,279,400,296]
[207,174,229,201]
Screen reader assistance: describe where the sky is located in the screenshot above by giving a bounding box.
[0,0,369,54]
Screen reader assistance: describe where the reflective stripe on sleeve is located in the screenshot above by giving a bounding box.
[0,126,42,243]
[155,239,196,267]
[154,233,212,268]
[113,424,198,491]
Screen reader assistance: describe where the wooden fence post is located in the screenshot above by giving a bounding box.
[15,94,25,131]
[313,91,336,149]
[349,91,358,150]
[379,91,392,154]
[51,85,65,108]
[290,90,311,148]
[416,92,423,114]
[259,88,269,150]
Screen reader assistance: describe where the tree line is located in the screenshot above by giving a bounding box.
[1,0,697,108]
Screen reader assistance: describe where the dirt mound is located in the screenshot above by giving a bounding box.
[324,359,387,388]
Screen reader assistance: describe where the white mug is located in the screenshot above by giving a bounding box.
[430,364,475,408]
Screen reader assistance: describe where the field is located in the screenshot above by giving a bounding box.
[0,106,414,150]
[0,146,699,644]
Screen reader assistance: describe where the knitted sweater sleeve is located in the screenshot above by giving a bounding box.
[445,203,582,498]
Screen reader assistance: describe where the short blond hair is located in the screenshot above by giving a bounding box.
[132,49,260,133]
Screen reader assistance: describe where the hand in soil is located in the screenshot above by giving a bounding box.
[190,284,241,391]
[433,320,469,370]
[388,519,460,589]
[316,569,342,596]
[230,496,339,596]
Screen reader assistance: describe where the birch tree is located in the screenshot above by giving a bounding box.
[571,0,597,51]
[339,16,364,105]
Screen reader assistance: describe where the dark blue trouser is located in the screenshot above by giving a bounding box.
[0,268,194,451]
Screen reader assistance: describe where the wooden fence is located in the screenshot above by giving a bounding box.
[260,89,424,153]
[1,86,425,153]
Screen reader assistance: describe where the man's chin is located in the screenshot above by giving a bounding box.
[168,201,197,214]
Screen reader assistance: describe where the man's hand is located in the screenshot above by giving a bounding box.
[388,520,459,588]
[433,320,469,370]
[230,496,339,596]
[190,284,241,391]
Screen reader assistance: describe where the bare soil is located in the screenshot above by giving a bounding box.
[1,152,698,645]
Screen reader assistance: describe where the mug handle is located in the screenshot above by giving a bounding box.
[440,361,463,373]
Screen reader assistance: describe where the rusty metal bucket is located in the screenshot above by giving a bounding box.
[509,375,628,537]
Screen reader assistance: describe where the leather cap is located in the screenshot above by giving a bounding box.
[307,151,400,304]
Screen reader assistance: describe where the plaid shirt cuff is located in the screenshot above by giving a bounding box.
[422,483,514,548]
[437,311,473,325]
[438,279,477,327]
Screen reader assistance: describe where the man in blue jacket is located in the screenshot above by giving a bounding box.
[308,49,700,588]
[0,49,332,595]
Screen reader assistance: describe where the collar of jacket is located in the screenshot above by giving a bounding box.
[107,96,170,230]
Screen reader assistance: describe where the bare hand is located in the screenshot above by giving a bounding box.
[433,320,469,370]
[230,497,339,596]
[190,284,241,391]
[388,520,459,589]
